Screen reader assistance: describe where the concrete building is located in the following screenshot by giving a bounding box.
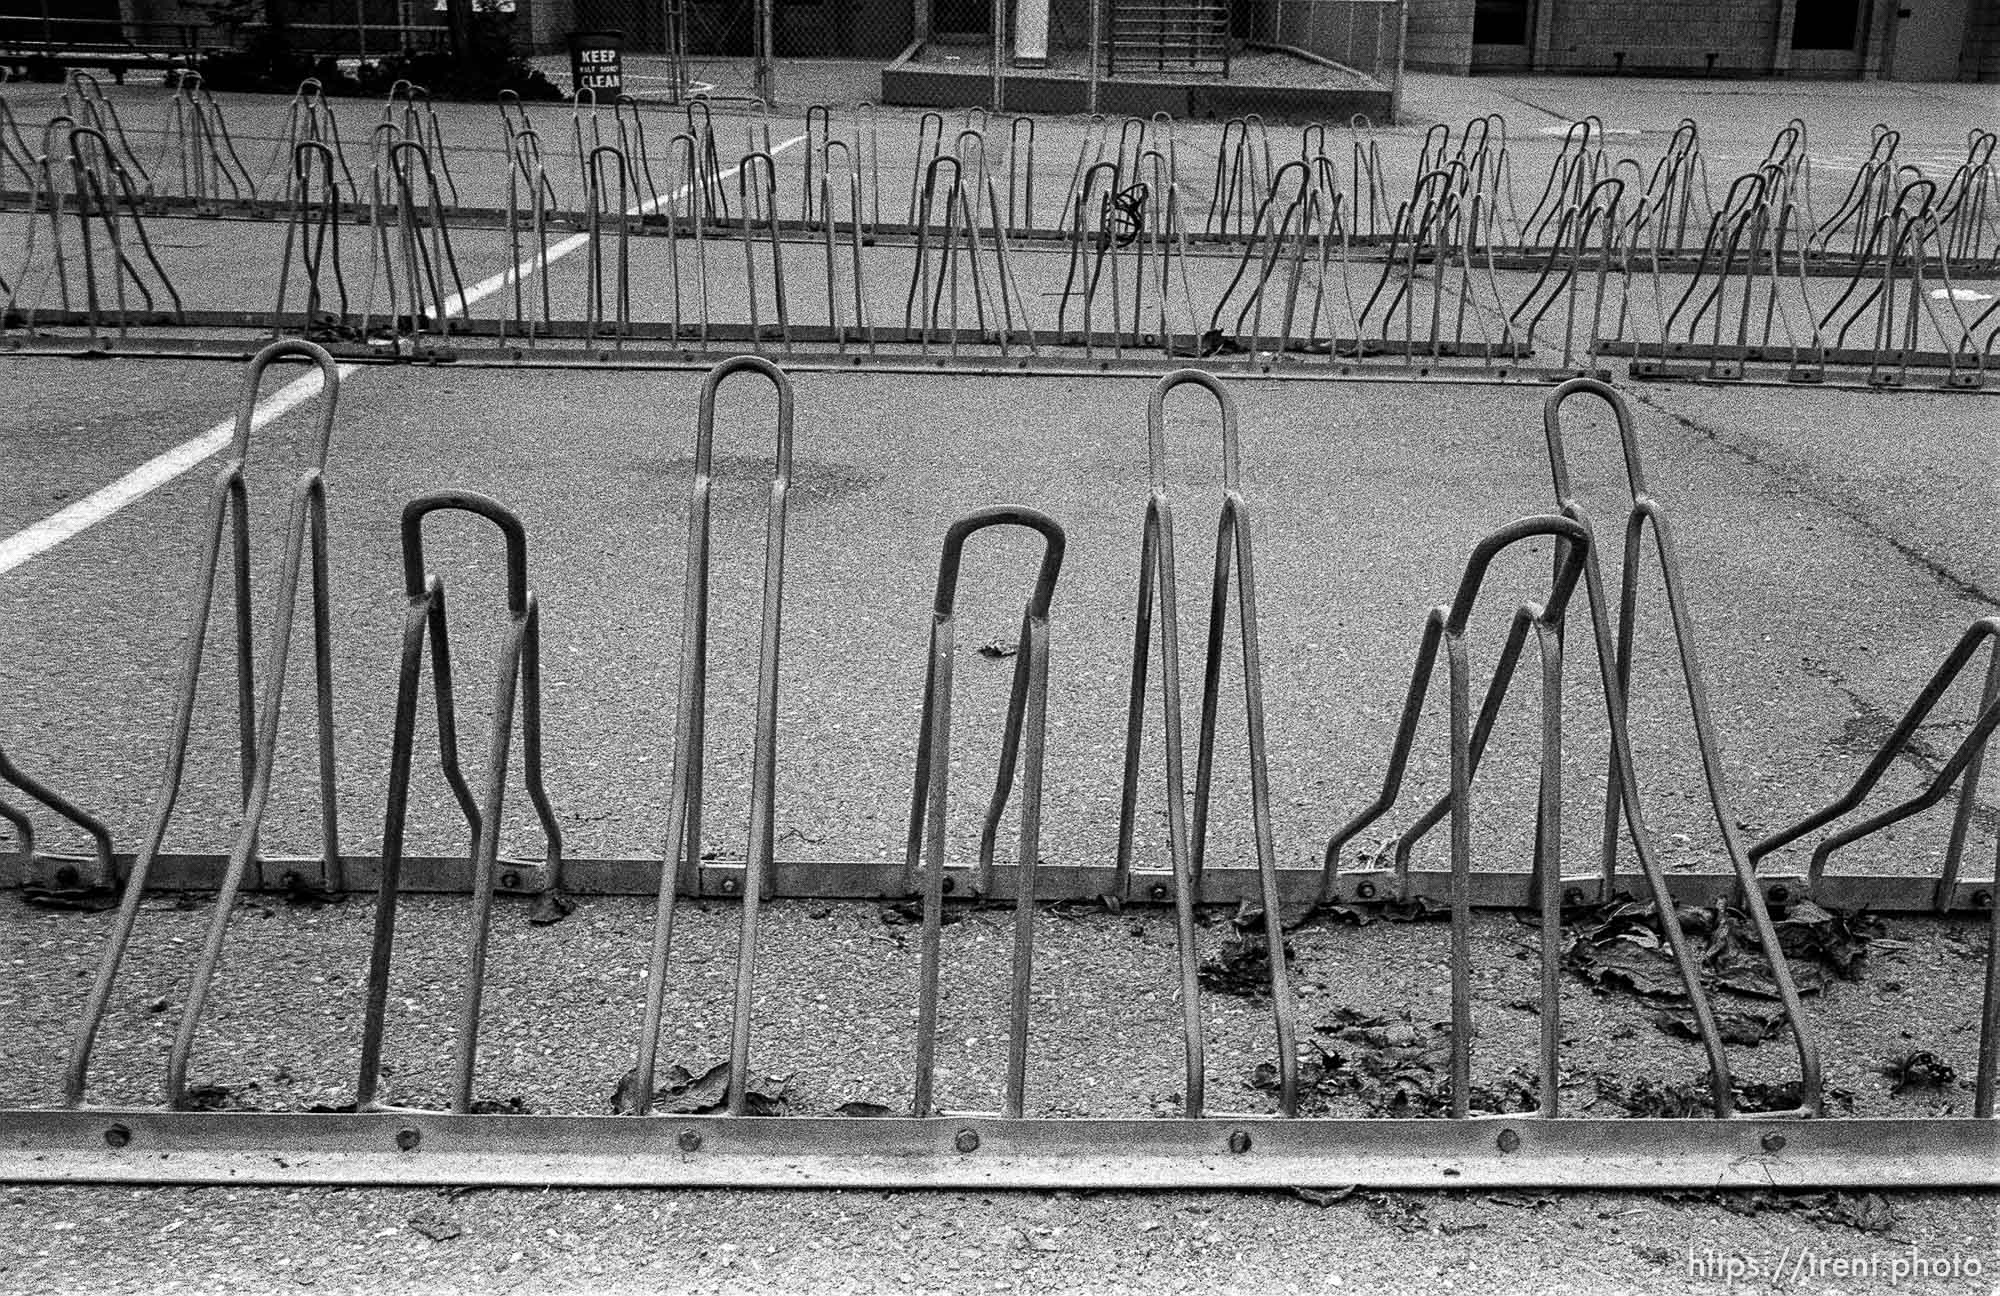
[29,0,1995,79]
[1406,0,1999,80]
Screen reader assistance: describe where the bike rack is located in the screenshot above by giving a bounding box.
[359,490,567,1115]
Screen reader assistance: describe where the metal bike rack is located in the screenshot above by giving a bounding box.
[4,88,1993,385]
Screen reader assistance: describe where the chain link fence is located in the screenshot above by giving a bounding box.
[3,0,1403,112]
[524,0,1402,112]
[541,0,878,104]
[1243,0,1403,83]
[238,1,454,59]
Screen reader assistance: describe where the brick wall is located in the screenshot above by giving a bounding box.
[1536,0,1783,73]
[1403,0,1471,70]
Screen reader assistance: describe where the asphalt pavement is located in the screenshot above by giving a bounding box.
[1,68,1997,1296]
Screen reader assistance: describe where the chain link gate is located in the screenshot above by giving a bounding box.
[2,331,1996,1187]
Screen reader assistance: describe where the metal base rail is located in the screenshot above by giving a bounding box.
[14,332,1997,392]
[5,1111,1994,1189]
[8,332,1997,391]
[7,854,1997,914]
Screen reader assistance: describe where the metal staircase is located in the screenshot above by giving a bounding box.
[1105,0,1231,76]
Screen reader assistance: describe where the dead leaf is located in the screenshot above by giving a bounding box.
[1880,1051,1955,1094]
[1198,936,1294,998]
[1251,1009,1537,1118]
[280,871,343,908]
[655,1062,733,1114]
[880,899,965,927]
[1593,1073,1853,1117]
[835,1101,895,1118]
[527,889,576,926]
[1327,894,1450,926]
[183,1082,258,1112]
[1717,1191,1896,1235]
[19,883,121,912]
[1650,1008,1785,1047]
[1558,893,1883,1006]
[1048,895,1122,919]
[1289,1185,1358,1207]
[610,1062,795,1116]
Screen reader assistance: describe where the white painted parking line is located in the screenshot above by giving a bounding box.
[0,365,349,575]
[0,134,807,575]
[441,133,807,319]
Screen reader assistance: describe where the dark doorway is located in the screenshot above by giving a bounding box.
[1472,0,1530,44]
[934,0,994,37]
[1792,0,1861,49]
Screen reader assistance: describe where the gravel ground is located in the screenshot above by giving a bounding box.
[1,1179,1996,1296]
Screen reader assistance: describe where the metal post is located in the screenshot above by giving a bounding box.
[1087,0,1101,115]
[1389,0,1408,123]
[756,0,774,105]
[992,0,1005,112]
[356,0,367,60]
[663,0,682,98]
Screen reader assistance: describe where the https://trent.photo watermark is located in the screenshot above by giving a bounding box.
[1687,1244,1990,1287]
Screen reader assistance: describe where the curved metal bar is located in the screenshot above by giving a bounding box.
[1543,376,1821,1118]
[275,140,348,333]
[1753,619,2000,903]
[908,505,1065,1120]
[632,356,795,1120]
[803,103,832,223]
[584,142,634,345]
[357,490,561,1115]
[0,741,116,891]
[908,152,965,347]
[1383,521,1591,872]
[63,341,346,1110]
[1056,157,1121,345]
[501,125,555,343]
[1111,371,1259,1118]
[736,150,789,349]
[1319,515,1587,1118]
[908,110,946,227]
[1138,372,1296,1114]
[384,139,467,339]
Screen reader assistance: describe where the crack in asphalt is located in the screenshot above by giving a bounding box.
[1795,651,2000,838]
[1626,387,2000,611]
[1627,385,1999,826]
